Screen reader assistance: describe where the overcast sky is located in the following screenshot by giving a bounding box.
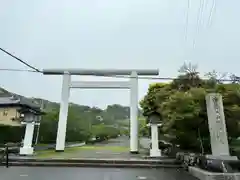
[0,0,239,108]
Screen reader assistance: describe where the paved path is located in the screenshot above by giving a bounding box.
[0,167,198,180]
[36,136,148,159]
[35,142,85,151]
[140,138,151,149]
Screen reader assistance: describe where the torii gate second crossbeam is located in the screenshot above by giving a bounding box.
[43,69,159,154]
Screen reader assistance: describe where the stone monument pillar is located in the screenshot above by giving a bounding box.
[205,93,237,160]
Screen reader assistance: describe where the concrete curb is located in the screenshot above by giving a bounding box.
[1,161,183,168]
[9,158,179,163]
[1,158,183,168]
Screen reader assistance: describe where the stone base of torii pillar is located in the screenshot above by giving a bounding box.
[147,123,162,157]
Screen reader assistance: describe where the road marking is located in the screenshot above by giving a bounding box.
[103,174,111,180]
[96,152,105,154]
[137,176,147,180]
[20,174,28,177]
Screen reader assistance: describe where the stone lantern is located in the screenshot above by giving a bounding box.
[19,109,44,155]
[146,112,162,157]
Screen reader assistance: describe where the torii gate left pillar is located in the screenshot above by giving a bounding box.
[43,69,159,153]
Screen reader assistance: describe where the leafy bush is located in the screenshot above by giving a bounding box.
[92,124,120,142]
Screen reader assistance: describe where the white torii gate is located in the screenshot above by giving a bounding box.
[43,69,159,153]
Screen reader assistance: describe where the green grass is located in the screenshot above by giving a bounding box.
[35,145,129,159]
[79,146,129,151]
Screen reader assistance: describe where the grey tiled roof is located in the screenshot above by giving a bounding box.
[18,96,40,108]
[0,96,20,104]
[0,87,41,110]
[0,95,40,109]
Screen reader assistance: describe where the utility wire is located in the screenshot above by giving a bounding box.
[192,0,205,50]
[199,0,206,29]
[184,0,190,42]
[183,0,191,61]
[207,0,216,28]
[0,45,237,83]
[0,68,39,73]
[0,68,238,82]
[90,74,238,82]
[0,47,42,73]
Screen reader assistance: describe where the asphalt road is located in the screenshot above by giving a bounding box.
[0,167,198,180]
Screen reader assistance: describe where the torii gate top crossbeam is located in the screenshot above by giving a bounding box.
[42,69,159,76]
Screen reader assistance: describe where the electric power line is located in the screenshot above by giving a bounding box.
[90,74,238,82]
[0,47,42,73]
[0,68,39,73]
[0,68,238,82]
[199,0,206,31]
[207,0,216,28]
[183,0,191,61]
[184,0,190,42]
[192,0,205,49]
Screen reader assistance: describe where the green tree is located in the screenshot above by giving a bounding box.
[140,63,240,152]
[38,109,59,143]
[0,86,143,144]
